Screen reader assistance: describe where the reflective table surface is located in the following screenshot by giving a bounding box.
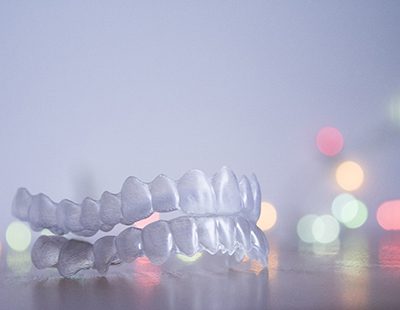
[1,231,400,310]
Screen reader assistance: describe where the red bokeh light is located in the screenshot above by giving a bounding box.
[133,257,161,287]
[379,234,400,272]
[316,127,344,156]
[377,200,400,231]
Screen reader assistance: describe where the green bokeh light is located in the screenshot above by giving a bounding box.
[40,229,54,236]
[7,250,31,275]
[332,193,356,223]
[389,95,400,125]
[176,252,203,263]
[332,194,368,229]
[312,215,340,244]
[297,214,318,243]
[343,200,368,229]
[6,221,32,252]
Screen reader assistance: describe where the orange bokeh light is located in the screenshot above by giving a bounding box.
[335,161,364,191]
[377,200,400,231]
[257,202,277,231]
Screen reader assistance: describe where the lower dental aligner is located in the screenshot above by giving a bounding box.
[31,215,268,277]
[12,167,268,277]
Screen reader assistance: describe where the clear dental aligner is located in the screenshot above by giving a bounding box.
[31,215,268,277]
[12,167,261,236]
[12,167,269,277]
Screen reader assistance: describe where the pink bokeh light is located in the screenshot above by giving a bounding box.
[316,126,344,156]
[133,212,161,229]
[377,200,400,231]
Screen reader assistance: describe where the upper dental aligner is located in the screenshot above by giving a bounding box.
[31,215,268,277]
[12,167,262,236]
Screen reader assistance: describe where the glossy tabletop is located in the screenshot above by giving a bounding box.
[1,231,399,310]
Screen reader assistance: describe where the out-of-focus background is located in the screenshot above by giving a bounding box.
[1,1,400,309]
[2,0,400,241]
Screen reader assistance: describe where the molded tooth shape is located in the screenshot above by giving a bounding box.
[239,245,267,267]
[249,226,268,265]
[248,174,262,222]
[216,217,237,255]
[234,247,246,262]
[12,187,32,221]
[239,176,254,214]
[80,198,101,233]
[169,217,198,256]
[115,227,142,262]
[121,177,153,224]
[75,229,98,237]
[100,191,122,226]
[57,240,94,277]
[60,199,84,233]
[93,236,120,274]
[100,224,114,232]
[195,217,219,255]
[235,216,252,252]
[177,169,216,214]
[212,167,242,214]
[29,193,57,231]
[55,202,68,235]
[250,226,269,254]
[31,235,67,269]
[142,221,173,265]
[30,214,268,276]
[150,175,180,212]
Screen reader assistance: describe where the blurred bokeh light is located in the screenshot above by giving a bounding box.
[332,193,356,223]
[257,201,277,231]
[312,239,341,256]
[297,214,342,244]
[133,257,161,288]
[267,239,278,280]
[7,250,31,275]
[176,252,203,263]
[342,199,368,229]
[379,234,400,276]
[312,215,340,244]
[6,221,31,252]
[133,212,160,229]
[388,95,400,126]
[336,161,364,191]
[332,194,368,229]
[377,200,400,230]
[40,229,54,236]
[339,235,369,308]
[297,214,318,243]
[316,126,344,156]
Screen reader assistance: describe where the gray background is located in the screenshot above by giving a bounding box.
[1,0,400,236]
